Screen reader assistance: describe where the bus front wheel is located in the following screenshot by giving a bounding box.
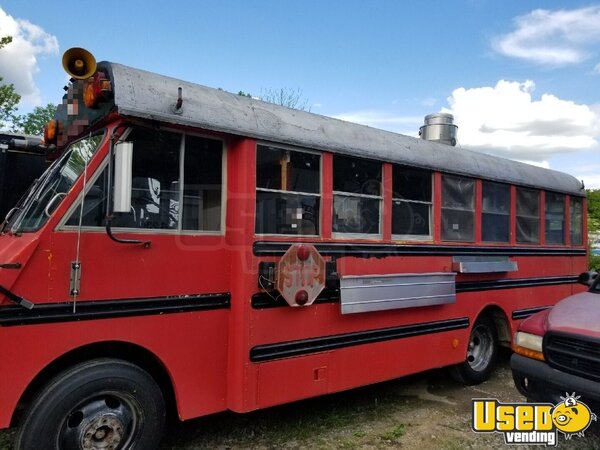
[15,358,165,450]
[450,315,498,385]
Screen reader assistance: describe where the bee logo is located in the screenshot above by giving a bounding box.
[551,393,597,439]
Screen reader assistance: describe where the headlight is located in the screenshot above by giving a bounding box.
[513,331,545,361]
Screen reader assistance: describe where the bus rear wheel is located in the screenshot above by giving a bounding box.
[450,315,498,385]
[15,358,165,450]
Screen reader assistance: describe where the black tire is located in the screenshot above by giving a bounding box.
[450,315,498,385]
[15,358,165,450]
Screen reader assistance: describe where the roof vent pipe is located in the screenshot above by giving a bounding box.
[419,113,457,146]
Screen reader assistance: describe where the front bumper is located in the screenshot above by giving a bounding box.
[511,353,600,406]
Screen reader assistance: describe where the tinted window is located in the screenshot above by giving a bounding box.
[482,182,510,243]
[392,166,431,237]
[333,155,382,235]
[516,188,539,244]
[66,128,223,232]
[570,197,583,246]
[545,192,565,244]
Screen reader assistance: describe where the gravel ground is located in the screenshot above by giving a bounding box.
[1,351,599,449]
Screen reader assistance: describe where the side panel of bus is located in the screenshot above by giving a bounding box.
[229,141,587,412]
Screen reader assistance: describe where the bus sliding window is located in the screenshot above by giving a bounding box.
[516,187,539,244]
[333,155,382,235]
[570,197,583,246]
[441,175,474,242]
[545,192,565,245]
[255,145,320,235]
[482,181,510,243]
[392,165,431,238]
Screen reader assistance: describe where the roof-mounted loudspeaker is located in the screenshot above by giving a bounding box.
[62,47,97,79]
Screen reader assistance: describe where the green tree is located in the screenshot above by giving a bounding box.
[586,189,600,271]
[0,36,21,131]
[587,189,600,234]
[17,103,57,135]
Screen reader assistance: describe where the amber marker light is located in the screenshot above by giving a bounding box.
[43,119,58,143]
[83,71,112,108]
[513,331,545,361]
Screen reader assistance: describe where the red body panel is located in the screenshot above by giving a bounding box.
[0,119,589,429]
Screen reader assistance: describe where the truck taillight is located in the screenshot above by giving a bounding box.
[83,71,112,108]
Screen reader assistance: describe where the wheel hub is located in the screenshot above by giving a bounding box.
[467,325,493,371]
[81,414,124,449]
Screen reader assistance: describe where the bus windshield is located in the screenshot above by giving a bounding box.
[7,133,104,234]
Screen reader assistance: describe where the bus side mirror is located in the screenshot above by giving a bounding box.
[577,271,598,287]
[113,141,133,213]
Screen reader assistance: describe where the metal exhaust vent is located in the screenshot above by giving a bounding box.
[419,113,458,146]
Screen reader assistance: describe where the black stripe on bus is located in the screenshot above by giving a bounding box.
[455,276,578,293]
[253,241,586,258]
[512,306,552,321]
[0,291,231,327]
[252,288,340,309]
[250,317,469,362]
[251,276,578,309]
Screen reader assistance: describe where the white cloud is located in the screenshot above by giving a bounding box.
[594,63,600,74]
[443,80,600,167]
[0,8,58,106]
[495,7,600,66]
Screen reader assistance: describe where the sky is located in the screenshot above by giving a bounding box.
[0,1,599,188]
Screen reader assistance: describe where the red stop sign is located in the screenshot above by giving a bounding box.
[277,244,326,307]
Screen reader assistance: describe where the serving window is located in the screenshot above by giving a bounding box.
[392,166,432,238]
[332,155,382,236]
[255,145,320,235]
[441,175,474,242]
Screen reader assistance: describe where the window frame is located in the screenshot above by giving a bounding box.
[58,127,227,236]
[391,165,433,241]
[255,142,322,237]
[332,155,383,240]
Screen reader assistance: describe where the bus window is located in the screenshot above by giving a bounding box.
[255,145,320,235]
[333,155,382,235]
[65,128,223,232]
[441,175,474,242]
[391,165,431,238]
[570,197,583,245]
[482,181,510,243]
[545,192,565,245]
[182,135,223,231]
[516,187,539,244]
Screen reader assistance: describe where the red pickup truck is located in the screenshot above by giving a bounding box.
[511,272,600,406]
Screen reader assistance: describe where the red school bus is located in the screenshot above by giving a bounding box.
[0,48,588,449]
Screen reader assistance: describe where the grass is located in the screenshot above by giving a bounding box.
[380,423,406,441]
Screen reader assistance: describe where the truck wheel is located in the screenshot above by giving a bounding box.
[15,358,165,450]
[450,315,498,385]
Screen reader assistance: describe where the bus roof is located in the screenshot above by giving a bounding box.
[102,62,584,197]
